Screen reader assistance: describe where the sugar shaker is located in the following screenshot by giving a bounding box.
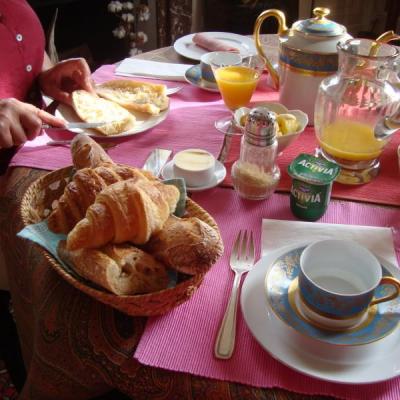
[231,107,280,200]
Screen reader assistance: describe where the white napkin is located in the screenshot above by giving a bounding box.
[261,219,398,267]
[115,58,194,81]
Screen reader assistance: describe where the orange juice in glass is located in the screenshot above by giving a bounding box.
[210,52,265,134]
[214,65,260,111]
[315,117,389,184]
[318,119,385,162]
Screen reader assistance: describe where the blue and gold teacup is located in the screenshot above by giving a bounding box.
[298,239,400,330]
[200,52,217,84]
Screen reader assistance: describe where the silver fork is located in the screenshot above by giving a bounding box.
[214,229,255,359]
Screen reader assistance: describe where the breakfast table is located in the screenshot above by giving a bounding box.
[2,34,400,400]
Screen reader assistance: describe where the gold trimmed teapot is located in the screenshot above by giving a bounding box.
[254,7,351,123]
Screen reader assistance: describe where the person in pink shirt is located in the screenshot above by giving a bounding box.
[0,0,97,306]
[0,0,95,152]
[0,1,98,389]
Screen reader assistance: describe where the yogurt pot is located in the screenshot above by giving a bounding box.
[287,153,340,221]
[173,148,215,187]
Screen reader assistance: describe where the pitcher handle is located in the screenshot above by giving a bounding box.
[370,276,400,306]
[253,9,288,90]
[369,31,400,57]
[376,30,400,44]
[371,33,400,140]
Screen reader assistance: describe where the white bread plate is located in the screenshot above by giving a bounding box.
[52,102,169,140]
[234,102,308,153]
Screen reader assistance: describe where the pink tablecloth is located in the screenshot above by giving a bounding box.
[10,64,400,207]
[135,188,400,400]
[9,64,277,171]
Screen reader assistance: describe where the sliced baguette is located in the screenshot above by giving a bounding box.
[71,90,136,136]
[96,79,169,115]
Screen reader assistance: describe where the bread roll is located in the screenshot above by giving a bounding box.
[58,241,169,295]
[144,215,224,275]
[96,79,169,115]
[70,134,114,169]
[71,90,136,136]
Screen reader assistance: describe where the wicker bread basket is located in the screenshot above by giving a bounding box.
[19,166,222,316]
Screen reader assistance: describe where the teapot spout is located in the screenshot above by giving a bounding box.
[374,116,400,140]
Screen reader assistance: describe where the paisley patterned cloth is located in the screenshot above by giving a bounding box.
[0,170,334,400]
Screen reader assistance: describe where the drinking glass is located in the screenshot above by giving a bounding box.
[210,52,266,134]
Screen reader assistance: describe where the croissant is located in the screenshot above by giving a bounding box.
[58,240,169,295]
[70,134,114,170]
[47,164,152,234]
[66,179,180,250]
[144,215,224,275]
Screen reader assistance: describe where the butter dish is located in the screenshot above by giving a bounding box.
[161,159,226,192]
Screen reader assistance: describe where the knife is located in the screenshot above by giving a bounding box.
[42,121,115,130]
[142,149,172,178]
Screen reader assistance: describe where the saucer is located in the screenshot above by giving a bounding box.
[184,65,219,93]
[265,246,400,346]
[161,159,226,192]
[241,244,400,384]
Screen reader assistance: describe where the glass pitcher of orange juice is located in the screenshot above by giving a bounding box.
[314,38,400,184]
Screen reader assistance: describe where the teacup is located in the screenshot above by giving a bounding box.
[200,53,216,83]
[298,239,400,329]
[173,148,215,187]
[200,52,242,84]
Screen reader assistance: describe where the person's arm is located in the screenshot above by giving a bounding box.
[0,51,65,149]
[0,98,65,149]
[38,57,95,105]
[0,54,95,149]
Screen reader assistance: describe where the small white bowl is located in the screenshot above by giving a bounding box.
[173,149,216,187]
[234,102,308,153]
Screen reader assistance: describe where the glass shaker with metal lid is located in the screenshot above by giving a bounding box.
[231,107,281,200]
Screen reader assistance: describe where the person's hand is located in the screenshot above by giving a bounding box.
[38,58,96,105]
[0,98,66,149]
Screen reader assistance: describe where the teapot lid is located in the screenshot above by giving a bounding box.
[293,7,346,37]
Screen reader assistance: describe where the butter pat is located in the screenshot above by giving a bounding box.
[276,113,299,135]
[173,149,215,187]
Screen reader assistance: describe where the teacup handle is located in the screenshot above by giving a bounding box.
[253,9,288,90]
[370,276,400,306]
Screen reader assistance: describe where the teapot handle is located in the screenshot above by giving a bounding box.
[253,9,288,90]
